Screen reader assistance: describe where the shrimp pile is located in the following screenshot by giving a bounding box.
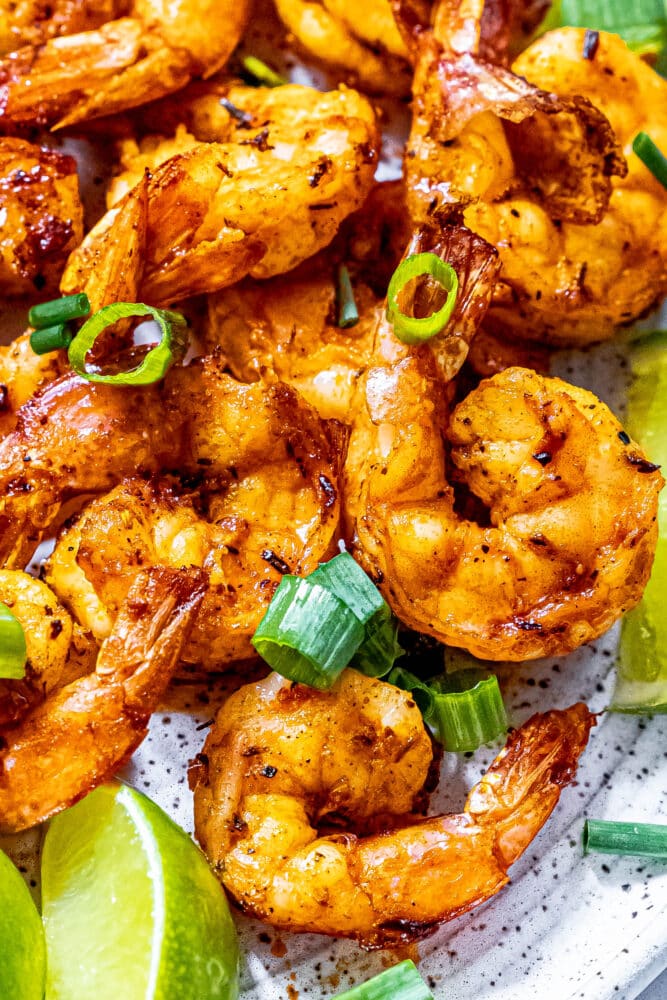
[192,669,595,947]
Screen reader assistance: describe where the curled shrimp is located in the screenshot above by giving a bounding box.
[0,570,95,728]
[46,466,343,670]
[0,0,251,128]
[350,358,663,661]
[0,566,206,833]
[191,669,595,948]
[61,84,379,304]
[0,137,83,297]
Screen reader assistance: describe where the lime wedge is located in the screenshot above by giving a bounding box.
[0,848,46,999]
[42,782,239,1000]
[613,332,667,712]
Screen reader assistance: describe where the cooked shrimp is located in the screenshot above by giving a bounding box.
[0,138,83,297]
[0,0,251,128]
[0,570,95,728]
[0,566,205,833]
[46,466,343,670]
[61,85,379,304]
[349,358,663,661]
[191,669,595,947]
[0,356,342,581]
[406,24,667,344]
[0,0,120,55]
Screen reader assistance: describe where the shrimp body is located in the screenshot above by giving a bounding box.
[0,566,205,833]
[0,0,251,128]
[350,360,662,661]
[0,138,83,297]
[192,670,594,947]
[61,85,379,304]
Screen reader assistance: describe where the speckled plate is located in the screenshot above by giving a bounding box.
[1,13,666,999]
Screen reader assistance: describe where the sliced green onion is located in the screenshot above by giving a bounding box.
[387,666,508,752]
[28,292,90,330]
[583,819,667,859]
[0,602,27,679]
[29,323,74,355]
[336,264,359,329]
[251,575,364,689]
[386,253,459,345]
[331,960,433,1000]
[559,0,667,56]
[632,132,667,189]
[67,303,188,386]
[310,552,402,677]
[241,55,287,88]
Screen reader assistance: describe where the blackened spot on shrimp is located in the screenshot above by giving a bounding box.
[515,619,543,632]
[240,128,274,152]
[626,454,660,474]
[260,765,277,778]
[533,451,552,466]
[583,30,600,60]
[0,385,8,412]
[309,156,332,188]
[618,430,631,445]
[49,620,63,640]
[530,534,548,547]
[319,474,337,508]
[219,98,253,129]
[261,549,291,575]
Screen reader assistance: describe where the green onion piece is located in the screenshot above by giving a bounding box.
[331,960,433,1000]
[0,602,27,679]
[310,552,402,677]
[559,0,667,55]
[583,819,667,859]
[67,302,188,386]
[386,253,459,345]
[241,55,287,88]
[388,666,508,752]
[28,292,90,330]
[29,323,73,355]
[251,575,364,689]
[336,265,359,329]
[632,132,667,189]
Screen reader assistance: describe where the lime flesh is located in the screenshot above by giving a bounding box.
[614,332,667,711]
[42,782,239,1000]
[0,848,46,1000]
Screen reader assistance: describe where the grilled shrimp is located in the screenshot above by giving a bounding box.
[0,138,83,297]
[191,669,594,947]
[0,567,205,832]
[0,570,95,728]
[61,85,379,304]
[350,357,663,661]
[0,0,251,128]
[406,22,667,344]
[46,465,343,670]
[0,356,342,581]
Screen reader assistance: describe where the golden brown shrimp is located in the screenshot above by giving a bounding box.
[0,0,251,128]
[349,357,663,661]
[0,570,95,728]
[61,85,379,304]
[0,566,205,833]
[46,465,344,670]
[0,356,342,581]
[0,0,120,55]
[191,669,595,947]
[0,138,83,297]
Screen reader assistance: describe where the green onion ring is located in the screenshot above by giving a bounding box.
[0,602,27,679]
[67,302,188,386]
[386,252,459,345]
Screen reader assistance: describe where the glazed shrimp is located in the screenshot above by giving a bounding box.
[46,468,343,671]
[0,570,95,728]
[350,358,663,661]
[0,356,342,579]
[191,669,595,947]
[61,85,379,304]
[0,566,205,833]
[0,0,120,55]
[0,0,251,128]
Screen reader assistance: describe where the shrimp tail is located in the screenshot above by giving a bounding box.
[0,566,207,833]
[466,703,596,868]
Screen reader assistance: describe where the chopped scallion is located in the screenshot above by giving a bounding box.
[28,292,90,330]
[386,253,459,345]
[336,264,359,329]
[241,55,287,88]
[331,960,433,999]
[632,132,667,189]
[0,602,27,679]
[67,302,188,386]
[388,666,508,752]
[29,323,74,355]
[583,819,667,859]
